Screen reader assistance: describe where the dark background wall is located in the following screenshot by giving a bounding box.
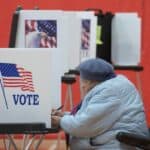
[0,0,150,126]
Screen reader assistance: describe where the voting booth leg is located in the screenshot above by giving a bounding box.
[61,75,76,150]
[54,84,74,150]
[22,134,35,150]
[24,135,35,150]
[136,72,143,99]
[22,135,29,150]
[54,132,63,150]
[33,135,45,150]
[3,137,12,150]
[5,135,18,150]
[3,134,43,150]
[64,85,74,111]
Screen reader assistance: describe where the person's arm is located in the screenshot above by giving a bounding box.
[60,89,123,138]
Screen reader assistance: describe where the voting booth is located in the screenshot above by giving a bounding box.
[15,10,70,74]
[14,10,97,72]
[0,48,62,129]
[111,13,141,66]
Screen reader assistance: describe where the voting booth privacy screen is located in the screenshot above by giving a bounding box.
[14,10,142,68]
[0,48,62,128]
[15,10,97,71]
[111,13,141,66]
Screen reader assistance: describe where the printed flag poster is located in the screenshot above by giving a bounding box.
[76,11,97,63]
[81,19,91,50]
[80,19,91,57]
[0,63,35,109]
[25,20,57,48]
[0,48,62,128]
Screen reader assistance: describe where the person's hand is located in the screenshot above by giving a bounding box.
[51,109,64,117]
[51,115,61,128]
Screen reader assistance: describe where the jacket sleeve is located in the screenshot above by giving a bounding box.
[60,89,124,138]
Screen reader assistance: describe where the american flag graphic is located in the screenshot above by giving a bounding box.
[81,19,91,50]
[0,63,34,92]
[25,20,57,48]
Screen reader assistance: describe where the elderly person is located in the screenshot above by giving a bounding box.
[52,58,149,150]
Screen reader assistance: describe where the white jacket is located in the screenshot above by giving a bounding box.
[60,75,149,150]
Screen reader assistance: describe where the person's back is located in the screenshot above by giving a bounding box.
[109,75,148,137]
[67,75,149,150]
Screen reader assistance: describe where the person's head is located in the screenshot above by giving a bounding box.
[77,58,116,98]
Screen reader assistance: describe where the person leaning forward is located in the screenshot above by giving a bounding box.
[51,58,149,150]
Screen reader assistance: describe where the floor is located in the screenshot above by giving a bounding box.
[0,133,66,150]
